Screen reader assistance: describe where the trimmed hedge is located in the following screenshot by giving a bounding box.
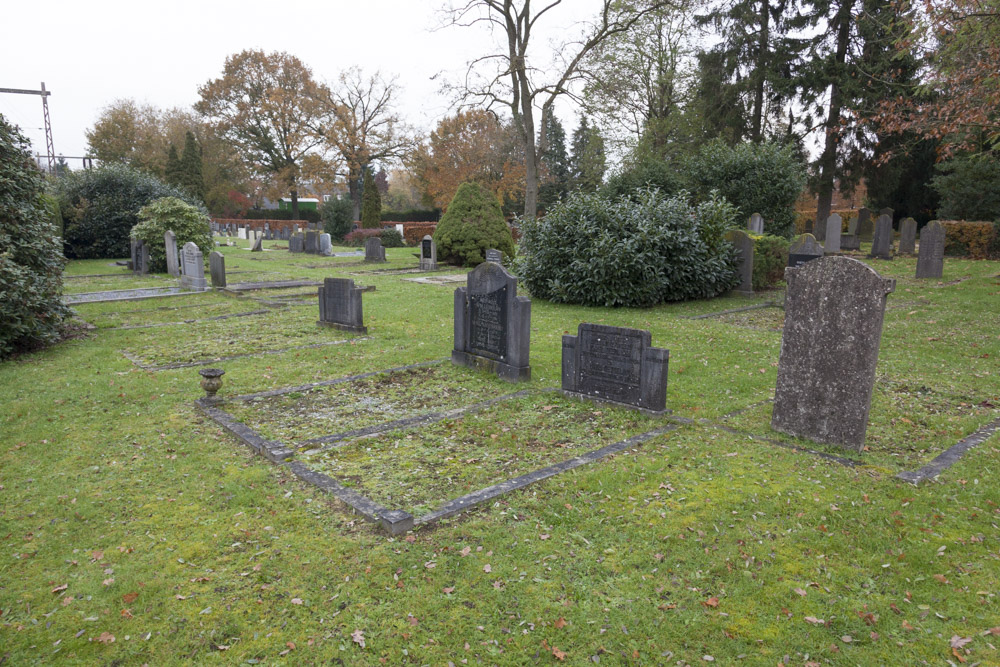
[517,188,739,307]
[751,234,790,290]
[938,220,998,259]
[381,209,440,222]
[243,208,321,223]
[793,208,854,235]
[402,223,437,246]
[130,197,213,273]
[433,183,515,266]
[343,227,405,248]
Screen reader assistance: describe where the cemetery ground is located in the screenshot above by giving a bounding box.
[2,240,999,666]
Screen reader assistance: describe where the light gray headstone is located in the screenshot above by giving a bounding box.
[453,262,531,382]
[164,230,179,277]
[419,235,438,271]
[251,233,263,252]
[317,277,367,333]
[856,207,873,241]
[787,234,824,268]
[238,227,247,240]
[725,229,753,295]
[898,218,917,254]
[364,237,386,262]
[869,214,893,259]
[179,242,207,290]
[916,221,945,279]
[771,256,895,451]
[209,251,226,288]
[824,214,842,254]
[748,213,764,235]
[319,233,332,255]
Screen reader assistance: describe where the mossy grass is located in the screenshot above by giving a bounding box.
[0,247,997,664]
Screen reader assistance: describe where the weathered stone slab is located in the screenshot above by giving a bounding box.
[485,248,503,264]
[179,242,207,290]
[317,277,367,333]
[251,233,263,252]
[419,235,438,271]
[787,233,823,268]
[824,214,842,254]
[305,230,318,254]
[748,213,764,234]
[319,233,332,255]
[840,233,860,251]
[289,233,304,253]
[561,323,669,413]
[453,262,530,382]
[364,237,386,263]
[771,256,895,451]
[725,229,753,295]
[856,207,873,241]
[130,239,149,275]
[209,251,226,288]
[847,215,858,235]
[916,221,945,279]
[164,230,179,276]
[898,217,917,254]
[869,214,893,259]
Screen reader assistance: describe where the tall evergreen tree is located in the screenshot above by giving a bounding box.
[570,116,607,192]
[538,114,570,209]
[360,167,382,229]
[165,144,183,188]
[179,131,205,203]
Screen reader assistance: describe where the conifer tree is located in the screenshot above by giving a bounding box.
[360,168,382,228]
[165,144,183,188]
[179,131,204,203]
[538,114,570,209]
[570,116,607,192]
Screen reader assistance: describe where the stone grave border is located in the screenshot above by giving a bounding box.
[683,301,782,320]
[896,416,1000,485]
[64,273,135,280]
[195,360,679,534]
[123,336,367,371]
[64,286,196,305]
[108,309,272,331]
[222,279,322,293]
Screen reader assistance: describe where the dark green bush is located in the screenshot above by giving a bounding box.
[380,208,440,222]
[380,227,405,248]
[54,163,195,259]
[516,188,739,307]
[601,156,684,202]
[682,139,806,237]
[130,197,212,273]
[751,234,790,290]
[0,115,70,358]
[321,197,355,241]
[433,182,515,266]
[932,155,1000,221]
[243,208,322,223]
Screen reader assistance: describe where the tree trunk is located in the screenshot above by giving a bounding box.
[751,0,770,143]
[290,188,299,221]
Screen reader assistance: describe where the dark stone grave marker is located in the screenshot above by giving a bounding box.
[131,239,149,275]
[419,235,437,271]
[869,214,893,259]
[898,217,917,254]
[289,233,304,253]
[725,229,753,295]
[824,214,842,254]
[317,277,367,333]
[856,207,873,241]
[916,221,945,279]
[787,233,823,268]
[305,230,318,254]
[364,237,386,262]
[210,251,226,288]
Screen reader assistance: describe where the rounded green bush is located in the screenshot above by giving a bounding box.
[750,234,790,290]
[379,227,404,248]
[130,197,213,273]
[433,182,514,266]
[517,188,739,307]
[322,196,354,241]
[54,163,196,259]
[0,115,69,358]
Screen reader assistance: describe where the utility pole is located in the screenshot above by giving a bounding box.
[0,82,56,173]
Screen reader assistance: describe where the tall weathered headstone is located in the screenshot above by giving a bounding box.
[209,251,226,288]
[364,237,386,262]
[787,234,824,268]
[251,233,263,252]
[562,324,669,413]
[824,214,842,254]
[898,217,917,254]
[452,262,531,382]
[771,257,895,451]
[916,221,945,279]
[856,207,873,241]
[317,277,367,333]
[419,235,438,271]
[305,230,318,254]
[319,233,332,255]
[280,228,289,241]
[179,242,207,290]
[485,248,503,264]
[748,213,764,235]
[130,239,149,275]
[289,233,304,253]
[164,231,179,277]
[869,214,893,259]
[725,229,754,295]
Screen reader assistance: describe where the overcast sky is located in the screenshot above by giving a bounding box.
[2,0,607,170]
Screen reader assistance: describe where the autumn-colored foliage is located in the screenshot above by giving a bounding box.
[938,220,998,259]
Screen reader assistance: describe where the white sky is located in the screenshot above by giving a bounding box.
[1,0,607,170]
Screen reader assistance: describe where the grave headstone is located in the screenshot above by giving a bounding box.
[485,248,503,264]
[281,228,289,241]
[725,229,753,295]
[130,239,149,275]
[209,251,226,288]
[452,262,531,382]
[879,207,894,222]
[305,230,318,254]
[824,214,842,254]
[179,242,207,290]
[164,230,179,277]
[771,256,895,451]
[419,235,438,271]
[869,214,893,259]
[364,237,386,262]
[840,233,861,251]
[748,213,764,235]
[898,217,917,254]
[787,233,824,268]
[289,233,304,253]
[251,233,263,252]
[319,233,332,255]
[317,277,367,333]
[856,207,873,241]
[847,215,858,235]
[561,323,669,413]
[238,227,247,240]
[916,221,945,279]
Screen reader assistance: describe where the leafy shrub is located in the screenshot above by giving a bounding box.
[381,209,440,223]
[243,208,321,223]
[380,227,405,248]
[932,156,1000,221]
[130,197,212,273]
[601,156,684,202]
[0,115,69,358]
[683,139,806,237]
[938,220,998,259]
[402,223,437,245]
[793,208,854,235]
[751,234,790,290]
[321,197,354,241]
[433,182,514,266]
[54,163,195,259]
[342,227,403,248]
[516,188,739,307]
[40,194,62,238]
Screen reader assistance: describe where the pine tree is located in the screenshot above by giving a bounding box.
[360,168,382,229]
[538,114,570,209]
[570,116,607,192]
[179,131,204,203]
[165,144,183,188]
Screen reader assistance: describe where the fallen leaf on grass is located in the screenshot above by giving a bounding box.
[902,621,915,631]
[460,546,471,557]
[95,632,115,644]
[702,597,719,608]
[554,617,567,629]
[483,564,492,573]
[290,598,303,605]
[804,617,825,625]
[793,588,807,597]
[51,584,67,594]
[442,587,455,594]
[122,592,139,604]
[934,574,949,584]
[351,629,365,649]
[950,635,973,649]
[102,578,114,586]
[121,609,133,619]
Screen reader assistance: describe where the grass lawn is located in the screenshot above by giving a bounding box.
[1,239,998,665]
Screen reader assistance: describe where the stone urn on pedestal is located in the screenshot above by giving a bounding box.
[198,368,225,401]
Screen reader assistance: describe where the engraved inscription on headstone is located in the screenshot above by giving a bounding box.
[485,248,503,264]
[916,220,945,279]
[468,285,508,358]
[164,230,179,277]
[179,242,207,290]
[419,235,437,271]
[317,277,367,333]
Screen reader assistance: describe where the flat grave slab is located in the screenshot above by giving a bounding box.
[223,279,322,292]
[402,274,468,285]
[64,286,192,304]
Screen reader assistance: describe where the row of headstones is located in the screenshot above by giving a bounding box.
[317,254,894,451]
[289,230,334,255]
[140,231,207,290]
[210,222,305,242]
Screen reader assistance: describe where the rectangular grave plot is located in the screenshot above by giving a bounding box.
[223,364,508,447]
[296,393,660,517]
[467,285,508,359]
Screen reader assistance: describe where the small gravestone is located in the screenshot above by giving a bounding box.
[916,221,945,279]
[869,214,893,259]
[725,229,754,295]
[562,323,669,413]
[280,228,289,241]
[209,251,226,288]
[130,239,149,275]
[748,213,764,235]
[452,262,531,382]
[787,234,824,268]
[179,242,207,290]
[305,230,318,254]
[824,214,842,254]
[847,216,858,235]
[319,233,332,255]
[485,248,503,264]
[238,227,247,240]
[289,233,304,253]
[879,207,894,221]
[364,237,386,262]
[251,233,263,252]
[317,277,367,333]
[771,256,895,451]
[419,235,437,271]
[164,230,179,277]
[898,218,917,254]
[856,207,873,241]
